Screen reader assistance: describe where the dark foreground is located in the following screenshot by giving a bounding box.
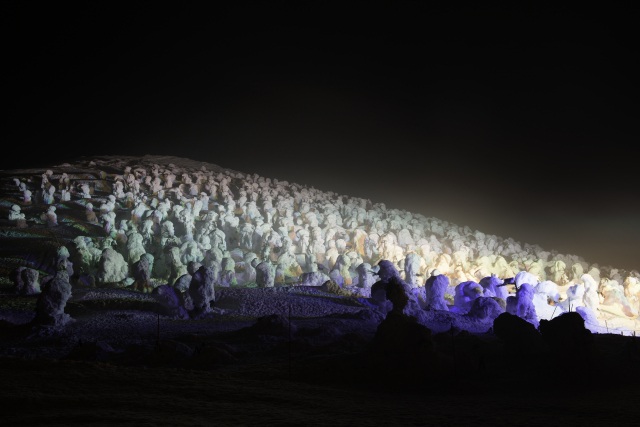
[2,330,639,427]
[1,285,639,426]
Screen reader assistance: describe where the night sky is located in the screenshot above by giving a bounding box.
[4,2,638,272]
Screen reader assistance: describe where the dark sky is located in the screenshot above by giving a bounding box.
[4,2,639,272]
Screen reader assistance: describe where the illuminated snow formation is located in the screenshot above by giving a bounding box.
[1,155,638,335]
